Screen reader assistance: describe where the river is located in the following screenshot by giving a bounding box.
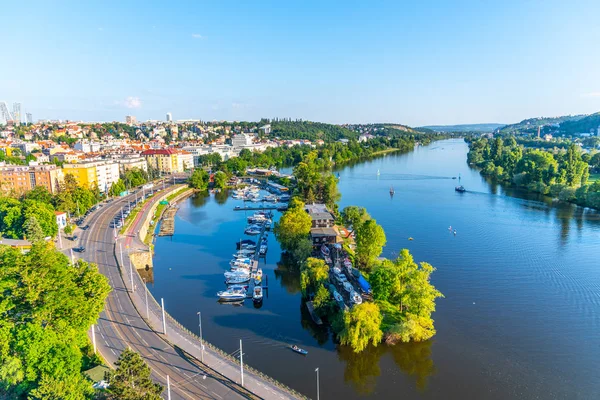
[149,139,600,399]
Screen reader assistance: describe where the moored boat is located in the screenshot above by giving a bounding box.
[455,185,466,193]
[350,291,363,305]
[343,281,354,293]
[217,285,247,301]
[252,286,263,303]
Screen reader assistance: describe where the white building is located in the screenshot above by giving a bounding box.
[74,141,101,153]
[259,124,271,135]
[232,133,253,148]
[117,157,148,173]
[166,112,172,122]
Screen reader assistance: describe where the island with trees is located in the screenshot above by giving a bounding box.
[274,149,443,353]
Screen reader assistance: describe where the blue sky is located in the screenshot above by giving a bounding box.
[2,0,600,126]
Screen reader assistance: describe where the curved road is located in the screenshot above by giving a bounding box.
[79,187,253,400]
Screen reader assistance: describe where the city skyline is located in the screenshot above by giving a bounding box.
[1,0,600,126]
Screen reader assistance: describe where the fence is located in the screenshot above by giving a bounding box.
[115,196,308,400]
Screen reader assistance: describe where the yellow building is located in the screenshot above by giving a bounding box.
[62,163,98,189]
[141,149,192,174]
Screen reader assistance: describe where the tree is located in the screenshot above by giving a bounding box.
[105,348,163,400]
[213,171,227,189]
[273,199,312,255]
[300,257,329,296]
[0,243,110,397]
[355,219,386,270]
[109,179,127,197]
[341,206,371,231]
[339,302,383,353]
[188,169,209,191]
[23,186,53,204]
[23,216,45,243]
[22,199,58,238]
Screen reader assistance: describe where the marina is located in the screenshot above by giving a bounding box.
[150,139,600,400]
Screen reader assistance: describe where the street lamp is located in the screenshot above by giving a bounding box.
[197,312,204,362]
[315,367,320,400]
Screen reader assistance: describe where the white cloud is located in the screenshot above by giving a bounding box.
[191,33,204,39]
[582,92,600,98]
[116,96,142,109]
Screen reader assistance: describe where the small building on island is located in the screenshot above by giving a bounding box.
[304,203,341,246]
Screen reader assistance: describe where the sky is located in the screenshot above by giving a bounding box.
[1,0,600,126]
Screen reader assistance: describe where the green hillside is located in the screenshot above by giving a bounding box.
[559,112,600,135]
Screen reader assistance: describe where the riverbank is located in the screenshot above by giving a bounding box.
[121,186,306,400]
[467,137,600,210]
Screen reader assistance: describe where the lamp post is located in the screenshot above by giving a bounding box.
[315,368,320,400]
[197,312,204,362]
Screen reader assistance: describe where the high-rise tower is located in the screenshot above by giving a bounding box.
[12,103,21,124]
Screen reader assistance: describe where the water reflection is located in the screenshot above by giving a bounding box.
[214,189,229,205]
[191,191,210,207]
[337,340,436,395]
[274,253,302,295]
[299,300,330,345]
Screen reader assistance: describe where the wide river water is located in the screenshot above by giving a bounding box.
[150,139,600,399]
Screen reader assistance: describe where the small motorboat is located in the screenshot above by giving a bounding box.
[390,186,395,195]
[350,291,363,305]
[237,240,256,249]
[224,271,250,280]
[320,244,330,257]
[259,244,268,255]
[455,185,466,193]
[245,228,261,235]
[226,275,251,285]
[290,345,308,355]
[333,290,343,302]
[252,286,263,303]
[253,268,263,280]
[343,281,353,293]
[217,286,247,301]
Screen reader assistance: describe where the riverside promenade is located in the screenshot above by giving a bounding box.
[115,185,306,399]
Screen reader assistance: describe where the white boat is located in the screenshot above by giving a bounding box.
[321,244,330,257]
[240,244,257,250]
[333,290,343,302]
[230,257,252,264]
[350,291,363,305]
[245,228,261,235]
[333,267,342,275]
[343,281,353,293]
[226,275,251,284]
[224,271,250,279]
[259,244,267,255]
[230,261,252,268]
[217,286,247,301]
[233,251,254,258]
[253,268,263,280]
[253,286,263,303]
[336,274,347,284]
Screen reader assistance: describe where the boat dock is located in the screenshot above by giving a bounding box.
[234,205,280,211]
[158,206,178,236]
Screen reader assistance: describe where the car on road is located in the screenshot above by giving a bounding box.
[71,235,78,241]
[81,225,90,230]
[74,246,85,253]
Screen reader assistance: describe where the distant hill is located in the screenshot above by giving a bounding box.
[499,115,586,135]
[421,123,505,133]
[559,112,600,135]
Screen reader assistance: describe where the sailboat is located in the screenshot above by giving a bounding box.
[390,186,395,195]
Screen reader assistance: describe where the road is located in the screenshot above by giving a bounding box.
[79,186,253,400]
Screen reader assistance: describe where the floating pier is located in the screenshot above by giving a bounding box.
[158,207,178,236]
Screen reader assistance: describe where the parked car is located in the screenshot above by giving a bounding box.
[71,235,78,241]
[74,246,85,253]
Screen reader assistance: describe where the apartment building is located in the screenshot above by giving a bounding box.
[117,157,148,173]
[63,160,120,193]
[141,149,192,173]
[0,164,64,195]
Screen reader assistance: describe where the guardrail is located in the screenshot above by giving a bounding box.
[114,187,308,400]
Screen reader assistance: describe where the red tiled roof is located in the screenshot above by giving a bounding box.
[141,149,175,156]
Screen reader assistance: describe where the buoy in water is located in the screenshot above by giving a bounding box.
[408,237,414,241]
